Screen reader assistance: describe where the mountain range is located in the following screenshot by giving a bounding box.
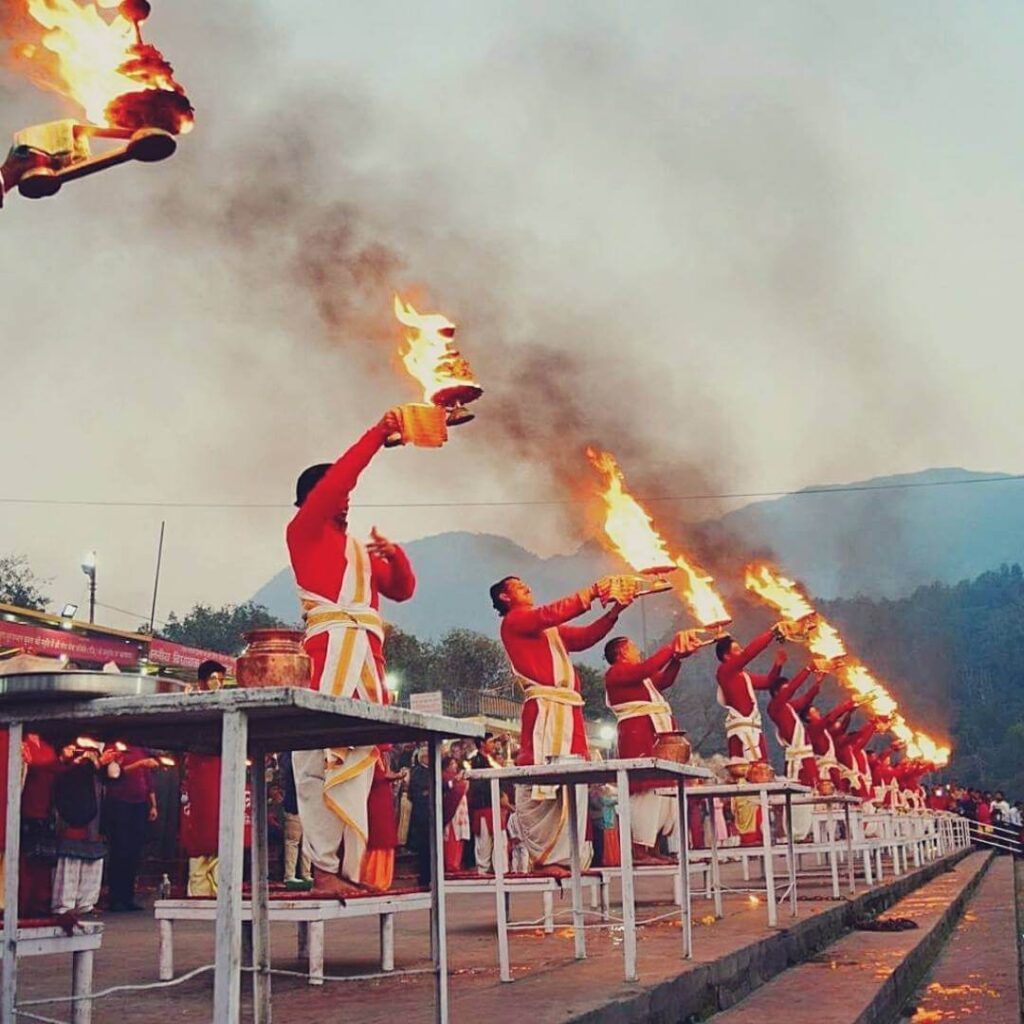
[252,467,1024,643]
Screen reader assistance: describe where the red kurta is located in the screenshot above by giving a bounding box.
[715,630,781,761]
[286,426,415,689]
[605,643,682,793]
[500,593,618,766]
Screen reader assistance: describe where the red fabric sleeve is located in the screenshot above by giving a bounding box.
[287,427,384,542]
[605,643,677,687]
[791,672,823,716]
[372,545,416,602]
[719,629,775,677]
[559,608,621,653]
[504,592,590,634]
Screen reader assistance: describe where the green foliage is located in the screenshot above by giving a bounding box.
[385,627,514,695]
[160,602,287,656]
[823,563,1024,796]
[0,554,50,611]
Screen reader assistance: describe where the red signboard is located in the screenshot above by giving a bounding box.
[147,638,237,674]
[0,620,142,668]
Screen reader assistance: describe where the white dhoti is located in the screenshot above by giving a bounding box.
[718,675,764,762]
[294,539,385,884]
[630,789,677,849]
[780,721,814,840]
[51,857,103,914]
[514,784,592,870]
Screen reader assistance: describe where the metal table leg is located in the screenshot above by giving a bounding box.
[214,710,249,1024]
[758,788,777,927]
[566,784,586,961]
[675,785,693,958]
[844,803,855,894]
[2,722,23,1024]
[429,737,450,1023]
[709,794,723,918]
[785,792,797,918]
[250,747,271,1024]
[490,778,511,982]
[616,769,638,981]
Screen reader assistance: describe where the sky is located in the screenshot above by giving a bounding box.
[0,0,1021,631]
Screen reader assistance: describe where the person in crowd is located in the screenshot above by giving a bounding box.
[990,791,1010,828]
[51,742,108,917]
[407,744,433,886]
[287,410,415,897]
[976,791,993,834]
[105,743,158,912]
[468,733,510,876]
[17,734,59,916]
[442,755,470,873]
[181,660,227,896]
[278,751,310,886]
[490,573,630,874]
[363,747,405,891]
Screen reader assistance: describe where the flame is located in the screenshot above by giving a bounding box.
[745,562,949,768]
[393,295,480,406]
[17,0,193,133]
[585,447,730,627]
[744,563,846,661]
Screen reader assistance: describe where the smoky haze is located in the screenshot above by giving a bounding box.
[0,0,1021,629]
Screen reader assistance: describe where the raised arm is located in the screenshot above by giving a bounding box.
[750,648,787,691]
[287,421,389,541]
[822,697,856,730]
[369,530,416,603]
[504,590,594,635]
[606,642,679,688]
[719,629,776,677]
[791,670,826,716]
[560,606,623,653]
[849,717,878,751]
[767,664,813,717]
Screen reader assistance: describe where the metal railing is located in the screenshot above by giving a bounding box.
[967,819,1022,855]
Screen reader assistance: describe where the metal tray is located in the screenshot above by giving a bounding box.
[0,671,186,702]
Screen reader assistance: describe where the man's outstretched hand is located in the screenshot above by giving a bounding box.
[377,408,401,438]
[368,526,397,559]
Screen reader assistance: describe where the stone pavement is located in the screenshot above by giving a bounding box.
[899,854,1021,1024]
[13,855,971,1024]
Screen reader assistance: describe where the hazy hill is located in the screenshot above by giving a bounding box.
[252,468,1024,639]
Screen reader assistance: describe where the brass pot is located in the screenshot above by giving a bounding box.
[746,760,775,784]
[652,730,692,765]
[726,760,750,782]
[235,629,311,689]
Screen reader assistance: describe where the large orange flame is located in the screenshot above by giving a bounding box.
[744,561,949,767]
[16,0,193,133]
[586,447,730,627]
[393,295,481,407]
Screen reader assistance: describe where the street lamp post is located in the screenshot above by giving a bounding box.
[81,551,97,624]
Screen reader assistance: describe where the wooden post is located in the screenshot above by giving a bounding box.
[250,747,271,1023]
[213,711,249,1024]
[616,768,638,981]
[2,720,23,1024]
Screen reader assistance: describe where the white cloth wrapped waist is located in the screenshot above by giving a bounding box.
[610,700,671,723]
[302,599,384,644]
[522,684,584,707]
[784,743,814,765]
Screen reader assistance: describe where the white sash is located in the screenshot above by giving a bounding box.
[608,678,674,734]
[777,714,813,782]
[817,730,839,782]
[718,672,763,761]
[514,627,582,800]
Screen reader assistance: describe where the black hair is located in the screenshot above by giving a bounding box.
[604,636,629,665]
[294,463,332,508]
[715,635,734,663]
[198,659,227,682]
[489,576,518,616]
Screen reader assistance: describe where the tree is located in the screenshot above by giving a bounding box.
[0,554,50,611]
[160,602,287,656]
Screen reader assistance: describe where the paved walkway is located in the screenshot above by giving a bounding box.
[10,857,961,1024]
[711,851,994,1024]
[901,854,1021,1024]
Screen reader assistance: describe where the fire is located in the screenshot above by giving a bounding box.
[745,562,949,767]
[744,563,846,661]
[393,295,481,408]
[16,0,193,134]
[585,448,730,627]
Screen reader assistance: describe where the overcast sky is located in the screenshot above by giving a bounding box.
[0,0,1021,631]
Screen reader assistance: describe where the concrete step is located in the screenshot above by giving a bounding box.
[897,854,1021,1023]
[706,851,993,1024]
